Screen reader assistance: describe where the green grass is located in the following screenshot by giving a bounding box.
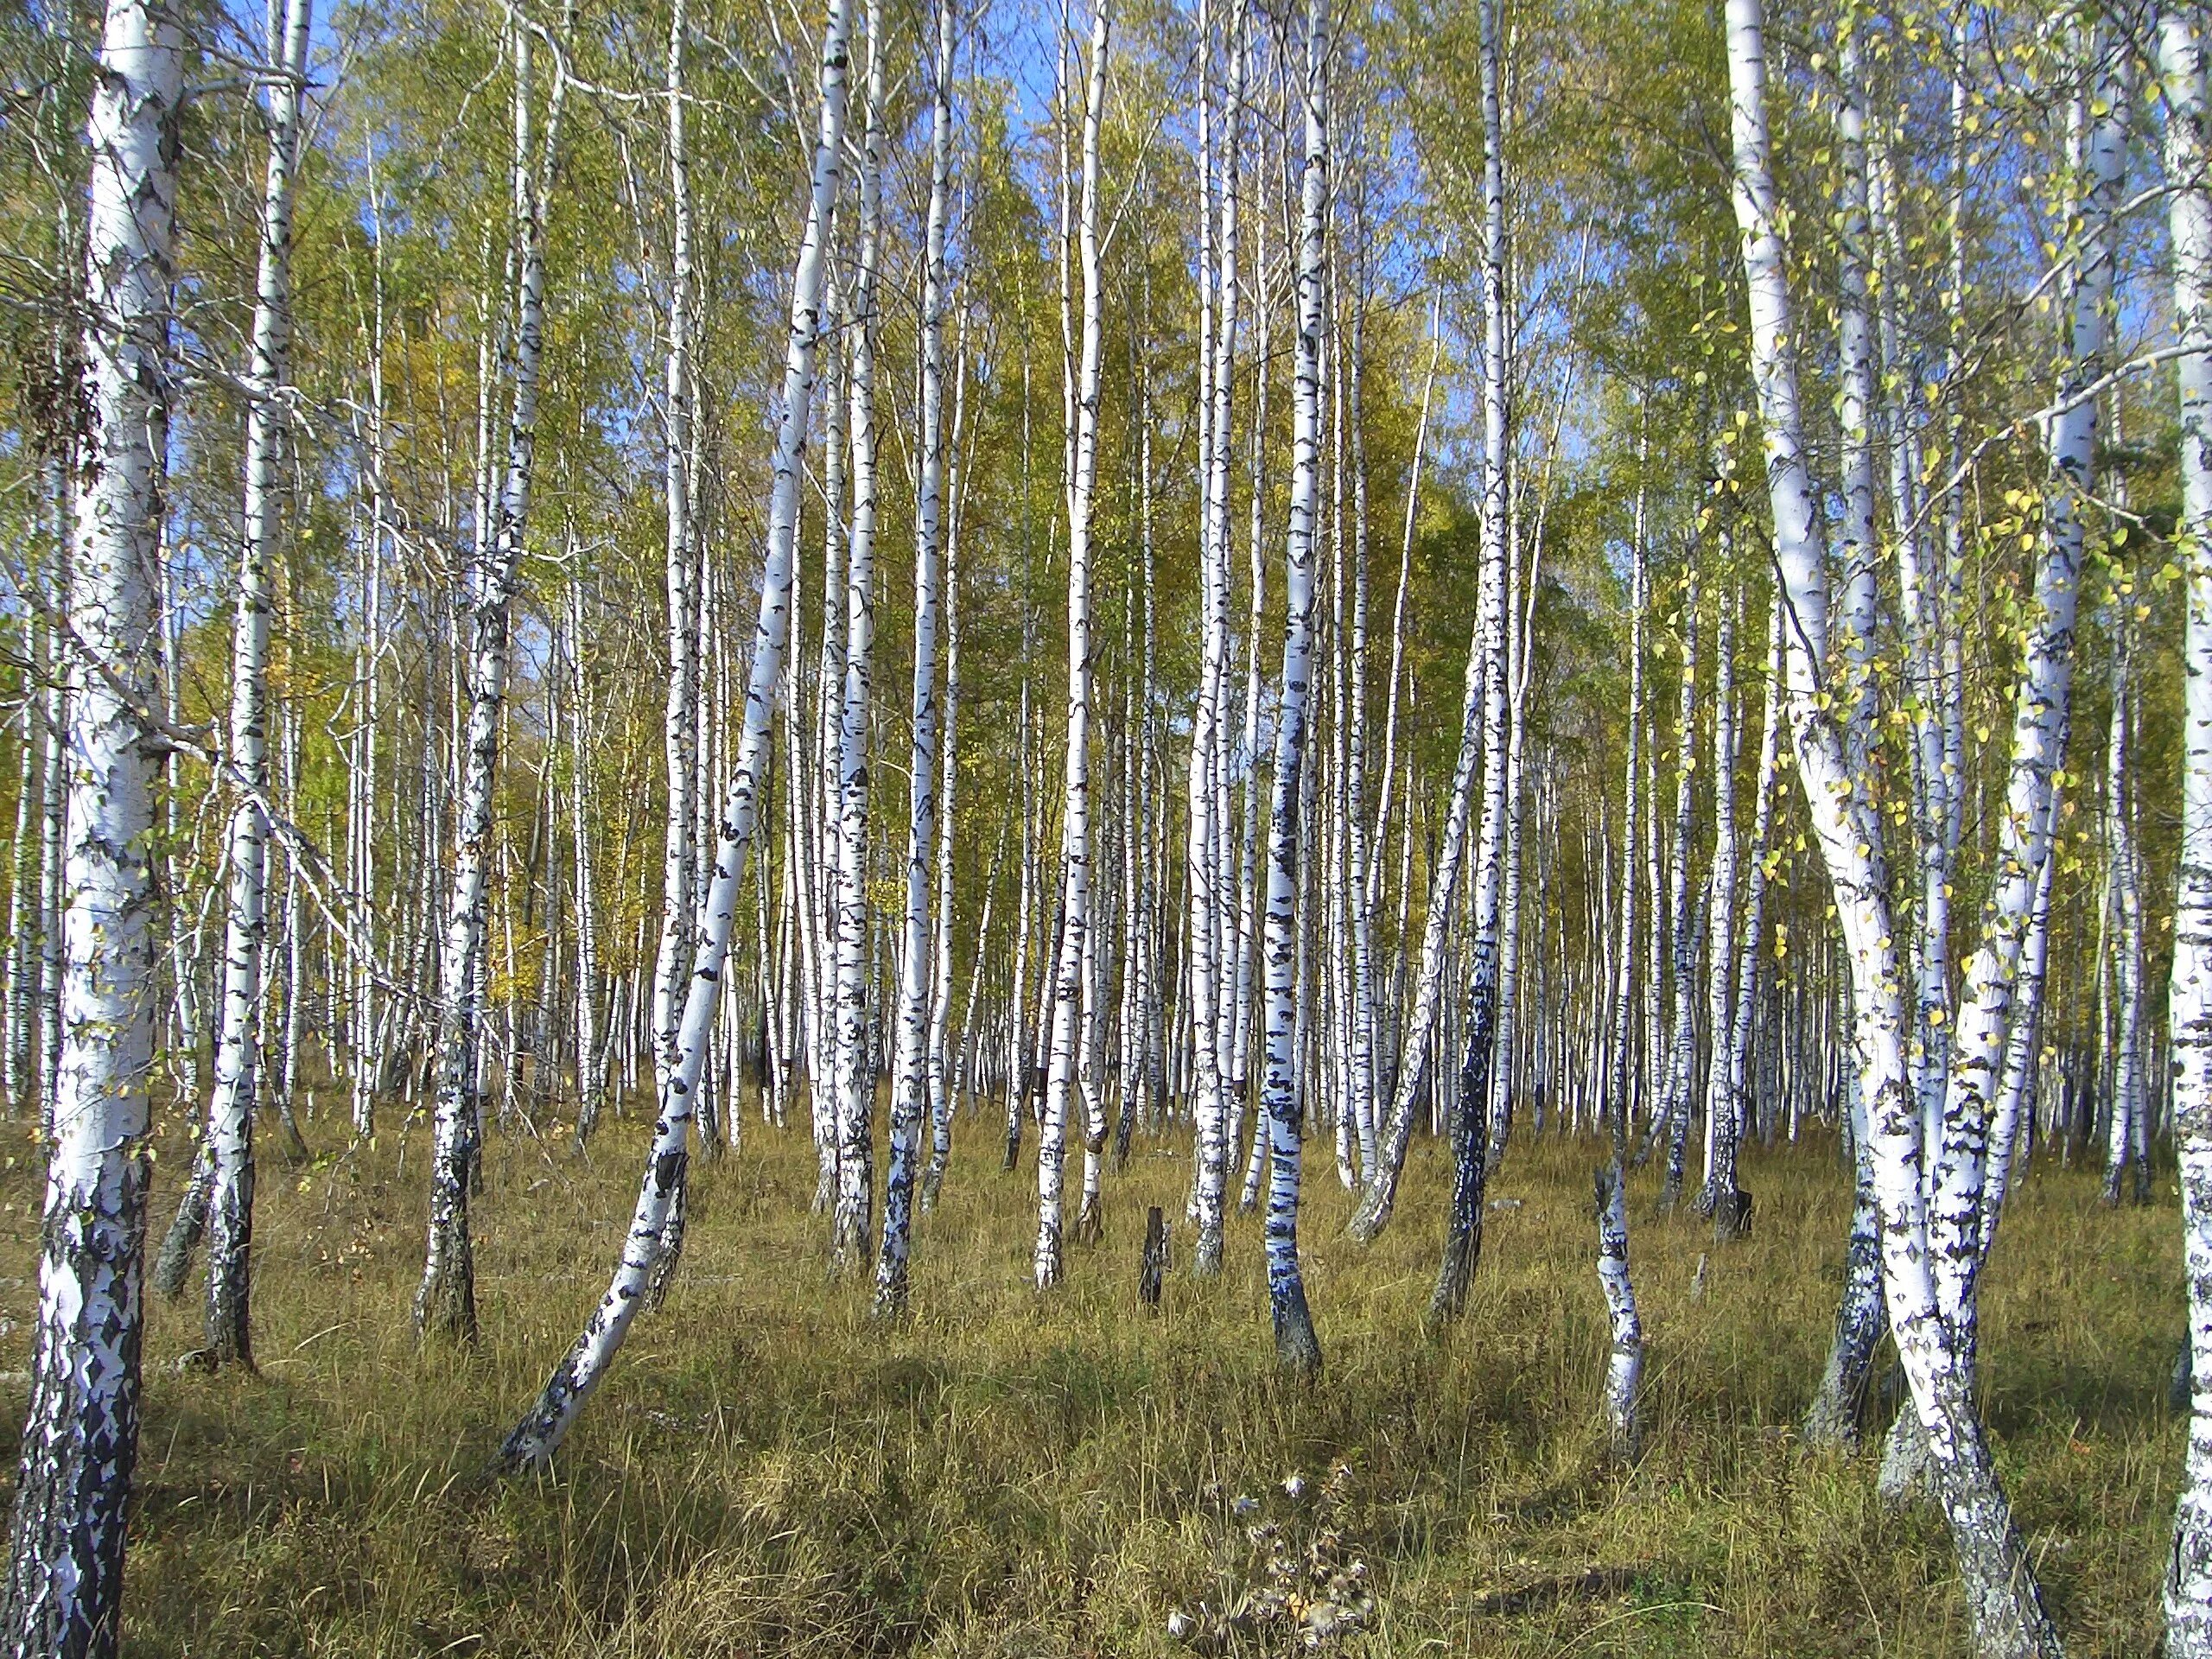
[0,1097,2181,1656]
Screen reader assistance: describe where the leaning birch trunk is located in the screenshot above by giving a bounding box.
[1725,1,2060,1648]
[0,0,178,1646]
[1367,289,1440,920]
[1429,0,1512,1324]
[1344,575,1489,1239]
[1033,0,1110,1290]
[497,0,851,1471]
[874,0,954,1315]
[1263,0,1328,1378]
[2164,8,2212,1649]
[1923,11,2121,1395]
[194,0,311,1370]
[1344,265,1379,1183]
[417,23,566,1343]
[830,1,887,1274]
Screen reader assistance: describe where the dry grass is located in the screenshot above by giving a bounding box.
[0,1097,2179,1656]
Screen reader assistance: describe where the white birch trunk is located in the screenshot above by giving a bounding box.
[418,22,567,1342]
[1929,12,2122,1379]
[1231,211,1268,1166]
[1264,0,1328,1377]
[569,577,603,1142]
[923,339,969,1208]
[1655,568,1700,1204]
[1697,576,1741,1229]
[1593,1161,1643,1460]
[831,4,887,1271]
[1714,585,1780,1230]
[652,0,699,1103]
[1034,0,1110,1289]
[1431,0,1512,1320]
[1344,262,1378,1185]
[874,0,954,1313]
[0,0,178,1642]
[1189,4,1243,1273]
[195,0,310,1370]
[2164,8,2212,1644]
[1369,290,1440,919]
[1726,3,2059,1646]
[1605,459,1648,1169]
[2103,594,2146,1207]
[499,0,850,1470]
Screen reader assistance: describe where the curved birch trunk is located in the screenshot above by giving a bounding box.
[1604,454,1649,1171]
[0,1,178,1645]
[1924,14,2122,1391]
[1726,1,2059,1647]
[569,578,604,1144]
[497,0,850,1471]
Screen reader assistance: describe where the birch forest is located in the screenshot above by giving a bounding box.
[8,0,2212,1651]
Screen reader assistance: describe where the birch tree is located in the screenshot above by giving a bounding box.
[0,0,180,1645]
[1263,0,1328,1378]
[1429,0,1512,1322]
[1726,0,2061,1644]
[2165,6,2212,1646]
[417,19,568,1343]
[186,0,312,1370]
[1186,0,1240,1275]
[652,0,699,1108]
[496,0,852,1470]
[1034,0,1109,1290]
[831,0,887,1274]
[876,0,956,1315]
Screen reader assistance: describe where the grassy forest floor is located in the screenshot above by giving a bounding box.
[0,1093,2180,1656]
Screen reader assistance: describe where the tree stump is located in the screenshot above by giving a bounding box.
[1140,1206,1166,1313]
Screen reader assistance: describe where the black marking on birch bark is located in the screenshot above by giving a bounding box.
[3,1148,150,1659]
